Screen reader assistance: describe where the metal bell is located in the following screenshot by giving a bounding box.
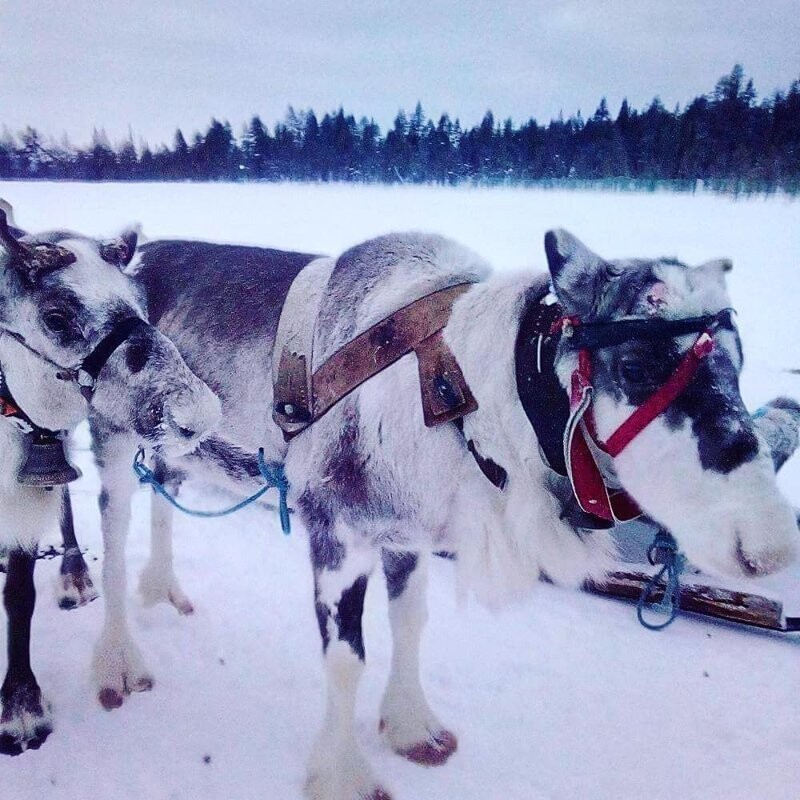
[17,432,82,487]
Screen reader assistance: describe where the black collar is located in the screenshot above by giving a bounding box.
[76,316,148,399]
[1,316,149,401]
[514,287,570,476]
[451,283,563,494]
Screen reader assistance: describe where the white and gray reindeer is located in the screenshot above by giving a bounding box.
[0,205,220,756]
[77,227,797,800]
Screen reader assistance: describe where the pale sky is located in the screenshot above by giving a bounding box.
[1,0,798,148]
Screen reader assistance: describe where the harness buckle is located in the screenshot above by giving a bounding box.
[75,369,96,400]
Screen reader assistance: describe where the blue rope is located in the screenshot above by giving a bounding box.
[633,407,769,630]
[132,447,291,534]
[636,529,685,630]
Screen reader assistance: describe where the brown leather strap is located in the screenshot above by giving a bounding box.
[312,283,474,422]
[415,329,477,426]
[274,282,477,438]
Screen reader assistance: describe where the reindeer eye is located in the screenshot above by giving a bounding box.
[619,361,650,385]
[42,311,72,335]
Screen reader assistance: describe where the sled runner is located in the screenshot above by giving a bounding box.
[586,569,800,633]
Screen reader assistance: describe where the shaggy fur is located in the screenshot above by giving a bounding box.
[89,230,798,799]
[0,207,220,755]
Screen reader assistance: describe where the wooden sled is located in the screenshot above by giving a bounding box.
[585,570,799,633]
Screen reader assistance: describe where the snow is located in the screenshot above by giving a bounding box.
[2,181,799,800]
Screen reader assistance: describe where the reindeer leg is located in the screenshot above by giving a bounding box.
[304,523,392,800]
[92,439,154,710]
[138,469,194,615]
[0,547,52,755]
[379,551,457,766]
[56,485,99,610]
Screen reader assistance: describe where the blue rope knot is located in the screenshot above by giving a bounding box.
[132,447,291,534]
[636,529,685,630]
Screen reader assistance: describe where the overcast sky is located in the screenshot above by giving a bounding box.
[1,1,798,148]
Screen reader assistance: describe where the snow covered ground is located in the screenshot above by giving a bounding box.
[2,181,799,800]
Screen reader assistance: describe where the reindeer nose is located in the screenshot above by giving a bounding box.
[168,384,221,442]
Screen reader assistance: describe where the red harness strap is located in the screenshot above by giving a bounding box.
[564,330,715,523]
[601,331,714,457]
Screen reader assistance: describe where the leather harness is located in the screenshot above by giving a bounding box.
[272,264,555,493]
[271,259,731,519]
[273,282,478,438]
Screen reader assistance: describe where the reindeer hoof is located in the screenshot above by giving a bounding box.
[0,722,52,756]
[0,685,53,755]
[139,566,195,615]
[398,730,458,767]
[98,688,124,710]
[168,591,195,616]
[97,673,152,711]
[56,570,99,610]
[130,676,154,693]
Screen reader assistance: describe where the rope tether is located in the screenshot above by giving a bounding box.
[132,447,291,534]
[636,529,685,630]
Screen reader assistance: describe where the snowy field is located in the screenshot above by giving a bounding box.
[2,181,800,800]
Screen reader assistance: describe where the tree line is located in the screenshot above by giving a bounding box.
[2,65,799,193]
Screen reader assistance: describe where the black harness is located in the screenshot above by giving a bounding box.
[449,285,565,493]
[0,316,149,486]
[514,287,571,477]
[72,316,149,399]
[567,308,736,351]
[1,316,148,400]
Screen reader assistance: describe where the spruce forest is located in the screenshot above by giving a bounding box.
[3,66,799,193]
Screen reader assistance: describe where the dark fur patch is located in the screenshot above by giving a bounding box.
[299,491,345,571]
[151,456,186,488]
[2,549,38,717]
[327,407,371,509]
[668,351,758,473]
[334,575,369,660]
[381,551,418,600]
[136,241,316,343]
[193,437,261,483]
[590,335,758,475]
[125,331,153,374]
[310,529,345,572]
[314,599,332,652]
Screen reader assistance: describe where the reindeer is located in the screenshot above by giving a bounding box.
[0,207,220,755]
[88,230,798,799]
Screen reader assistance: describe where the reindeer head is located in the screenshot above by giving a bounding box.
[0,207,220,455]
[544,229,798,578]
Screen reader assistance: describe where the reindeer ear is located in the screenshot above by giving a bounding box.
[0,199,16,228]
[544,229,611,317]
[689,257,733,291]
[0,207,27,261]
[99,225,139,268]
[1,210,76,284]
